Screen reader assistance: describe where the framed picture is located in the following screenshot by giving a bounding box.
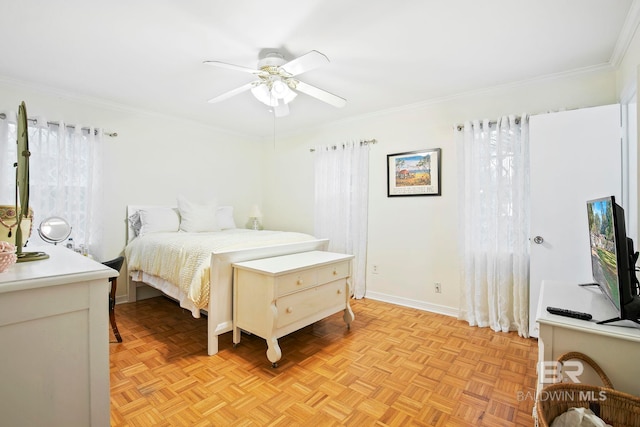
[387,148,441,197]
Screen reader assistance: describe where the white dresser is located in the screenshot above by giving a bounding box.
[0,245,115,427]
[536,280,640,396]
[232,250,354,367]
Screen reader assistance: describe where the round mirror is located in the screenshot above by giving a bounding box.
[38,217,72,244]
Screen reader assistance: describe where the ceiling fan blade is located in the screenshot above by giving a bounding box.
[280,50,329,76]
[294,81,346,108]
[203,60,261,75]
[273,102,289,117]
[207,82,256,103]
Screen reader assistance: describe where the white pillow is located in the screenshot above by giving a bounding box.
[139,208,180,235]
[217,206,236,230]
[128,211,142,237]
[177,196,219,232]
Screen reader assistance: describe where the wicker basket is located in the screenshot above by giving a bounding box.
[536,352,640,427]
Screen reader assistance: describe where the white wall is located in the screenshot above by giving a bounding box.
[262,69,619,314]
[0,53,633,314]
[0,79,264,299]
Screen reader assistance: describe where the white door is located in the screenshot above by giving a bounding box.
[529,104,621,337]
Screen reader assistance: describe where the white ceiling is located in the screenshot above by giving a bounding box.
[0,0,637,138]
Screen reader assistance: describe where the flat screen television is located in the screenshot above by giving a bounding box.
[586,196,640,325]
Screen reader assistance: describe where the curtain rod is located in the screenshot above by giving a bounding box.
[455,116,521,132]
[0,112,118,137]
[309,138,377,152]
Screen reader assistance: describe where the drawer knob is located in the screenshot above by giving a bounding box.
[286,307,293,313]
[337,289,342,294]
[296,279,304,285]
[332,269,338,275]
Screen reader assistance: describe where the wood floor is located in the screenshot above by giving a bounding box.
[109,296,539,426]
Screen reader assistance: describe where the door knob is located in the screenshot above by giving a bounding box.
[533,236,544,244]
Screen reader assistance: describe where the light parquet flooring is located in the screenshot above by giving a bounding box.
[110,296,538,426]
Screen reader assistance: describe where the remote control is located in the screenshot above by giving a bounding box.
[546,306,592,321]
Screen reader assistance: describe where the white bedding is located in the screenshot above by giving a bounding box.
[125,228,317,311]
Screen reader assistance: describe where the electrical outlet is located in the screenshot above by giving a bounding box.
[372,265,379,274]
[435,282,441,293]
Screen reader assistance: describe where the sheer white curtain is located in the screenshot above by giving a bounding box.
[0,112,104,258]
[314,141,370,298]
[457,115,530,337]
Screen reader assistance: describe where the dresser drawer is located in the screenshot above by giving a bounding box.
[275,269,317,296]
[275,281,347,329]
[317,261,350,284]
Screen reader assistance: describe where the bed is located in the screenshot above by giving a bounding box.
[124,204,329,355]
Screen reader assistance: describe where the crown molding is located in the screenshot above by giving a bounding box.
[0,75,255,139]
[610,0,640,67]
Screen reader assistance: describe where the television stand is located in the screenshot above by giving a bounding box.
[536,280,640,397]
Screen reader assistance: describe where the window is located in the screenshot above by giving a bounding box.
[1,114,103,254]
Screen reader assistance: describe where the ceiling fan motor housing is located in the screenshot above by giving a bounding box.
[258,53,287,71]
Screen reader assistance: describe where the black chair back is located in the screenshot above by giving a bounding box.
[103,256,124,277]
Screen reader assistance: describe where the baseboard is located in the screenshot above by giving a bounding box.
[115,295,129,305]
[116,285,460,318]
[363,291,459,318]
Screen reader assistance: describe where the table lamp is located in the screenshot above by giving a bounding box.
[248,205,262,230]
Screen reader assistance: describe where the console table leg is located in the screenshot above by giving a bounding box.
[343,305,355,329]
[266,337,282,367]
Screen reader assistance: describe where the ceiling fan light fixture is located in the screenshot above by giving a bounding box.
[271,80,287,97]
[251,79,297,108]
[251,85,278,107]
[274,103,289,117]
[273,80,297,104]
[282,89,297,104]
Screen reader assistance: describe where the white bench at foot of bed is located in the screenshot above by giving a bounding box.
[128,238,330,356]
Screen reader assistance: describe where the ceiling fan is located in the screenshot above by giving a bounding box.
[204,50,346,117]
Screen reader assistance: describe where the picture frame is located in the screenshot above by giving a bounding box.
[387,148,441,197]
